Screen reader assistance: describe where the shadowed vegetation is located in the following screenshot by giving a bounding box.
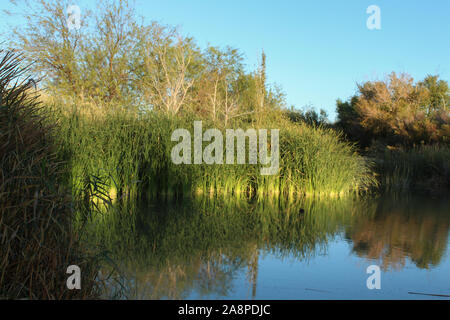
[0,50,99,299]
[375,145,450,194]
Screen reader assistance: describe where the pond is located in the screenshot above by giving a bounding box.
[87,195,450,300]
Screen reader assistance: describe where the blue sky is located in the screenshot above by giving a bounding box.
[1,0,449,120]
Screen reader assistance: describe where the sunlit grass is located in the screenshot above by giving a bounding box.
[51,105,377,201]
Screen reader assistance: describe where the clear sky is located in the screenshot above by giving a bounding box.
[1,0,449,120]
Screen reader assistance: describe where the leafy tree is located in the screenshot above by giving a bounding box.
[134,23,202,114]
[4,0,286,120]
[336,72,449,147]
[6,0,89,97]
[285,106,330,127]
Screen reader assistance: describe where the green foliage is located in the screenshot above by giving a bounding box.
[376,145,450,194]
[0,50,99,299]
[285,107,330,127]
[275,121,376,196]
[51,106,376,201]
[2,0,449,301]
[6,0,285,122]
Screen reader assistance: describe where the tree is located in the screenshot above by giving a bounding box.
[418,75,450,113]
[4,0,287,120]
[203,46,243,124]
[336,72,450,147]
[135,23,200,114]
[6,0,89,97]
[83,0,138,104]
[285,106,330,127]
[6,0,141,106]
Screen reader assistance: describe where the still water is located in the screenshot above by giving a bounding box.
[89,195,450,299]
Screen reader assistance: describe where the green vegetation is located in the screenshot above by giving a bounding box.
[0,50,98,299]
[5,0,446,196]
[1,0,449,300]
[375,145,450,194]
[51,105,375,201]
[336,72,450,193]
[4,0,376,198]
[0,1,376,300]
[6,0,283,121]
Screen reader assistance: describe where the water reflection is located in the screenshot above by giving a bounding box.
[346,196,450,270]
[84,196,450,299]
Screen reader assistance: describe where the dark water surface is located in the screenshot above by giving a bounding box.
[89,195,450,299]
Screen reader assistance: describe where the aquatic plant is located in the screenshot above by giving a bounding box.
[376,145,450,194]
[52,105,377,201]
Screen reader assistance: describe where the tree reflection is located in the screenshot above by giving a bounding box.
[346,196,450,270]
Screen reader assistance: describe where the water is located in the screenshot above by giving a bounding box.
[88,195,450,300]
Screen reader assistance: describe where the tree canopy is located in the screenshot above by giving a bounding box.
[336,72,449,147]
[4,0,285,126]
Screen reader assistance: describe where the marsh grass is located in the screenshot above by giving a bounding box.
[0,50,99,299]
[376,145,450,194]
[51,105,377,202]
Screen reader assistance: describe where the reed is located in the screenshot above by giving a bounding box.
[0,50,99,299]
[51,105,376,201]
[376,145,450,194]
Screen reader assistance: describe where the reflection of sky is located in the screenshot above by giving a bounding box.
[188,234,450,300]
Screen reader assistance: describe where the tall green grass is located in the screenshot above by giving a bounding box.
[51,105,376,201]
[0,50,99,299]
[264,122,376,197]
[376,145,450,194]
